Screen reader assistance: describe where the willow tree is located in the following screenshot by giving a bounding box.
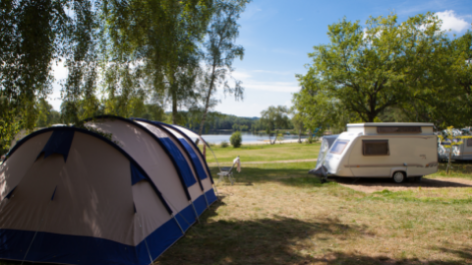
[100,0,214,123]
[198,0,249,135]
[0,0,74,153]
[61,0,99,125]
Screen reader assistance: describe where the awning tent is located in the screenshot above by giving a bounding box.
[0,118,217,265]
[309,135,339,177]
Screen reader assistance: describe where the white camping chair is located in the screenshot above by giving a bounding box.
[217,156,240,185]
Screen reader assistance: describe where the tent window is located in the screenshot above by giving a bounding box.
[377,126,421,133]
[363,140,389,155]
[330,140,349,154]
[468,138,472,147]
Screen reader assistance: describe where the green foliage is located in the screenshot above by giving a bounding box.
[221,141,229,148]
[198,0,249,134]
[0,0,250,153]
[230,131,242,148]
[180,109,259,132]
[36,98,61,127]
[260,106,290,144]
[293,13,471,132]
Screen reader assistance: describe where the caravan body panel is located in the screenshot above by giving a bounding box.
[322,123,438,179]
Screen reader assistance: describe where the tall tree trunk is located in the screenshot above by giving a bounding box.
[171,81,178,125]
[198,64,217,135]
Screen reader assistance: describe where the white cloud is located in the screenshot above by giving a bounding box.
[232,70,252,79]
[244,81,299,93]
[437,10,470,32]
[232,69,300,93]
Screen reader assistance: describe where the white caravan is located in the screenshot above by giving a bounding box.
[311,123,439,183]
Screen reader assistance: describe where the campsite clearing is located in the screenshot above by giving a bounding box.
[156,143,472,265]
[204,141,320,164]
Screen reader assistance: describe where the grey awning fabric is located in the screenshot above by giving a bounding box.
[309,134,339,177]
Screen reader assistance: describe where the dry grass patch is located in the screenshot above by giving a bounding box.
[156,163,472,265]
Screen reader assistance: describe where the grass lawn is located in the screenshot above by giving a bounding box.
[157,144,472,265]
[204,142,321,164]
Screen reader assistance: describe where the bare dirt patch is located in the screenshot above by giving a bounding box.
[332,177,472,193]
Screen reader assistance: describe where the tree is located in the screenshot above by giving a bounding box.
[0,0,90,152]
[260,106,290,145]
[294,13,464,133]
[297,13,452,124]
[230,131,242,148]
[99,0,214,123]
[290,109,305,143]
[36,98,61,127]
[447,30,472,127]
[397,14,455,128]
[292,76,358,135]
[198,0,249,135]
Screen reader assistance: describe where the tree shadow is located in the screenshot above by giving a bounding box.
[331,177,472,189]
[156,198,471,265]
[434,247,472,261]
[210,166,472,190]
[157,199,371,265]
[211,166,324,188]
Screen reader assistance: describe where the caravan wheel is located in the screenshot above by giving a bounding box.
[392,171,405,183]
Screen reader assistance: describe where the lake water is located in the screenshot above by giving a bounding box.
[200,133,305,144]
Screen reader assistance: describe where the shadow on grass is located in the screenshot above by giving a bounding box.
[156,197,470,265]
[157,197,369,265]
[331,177,472,189]
[212,166,325,187]
[435,247,472,261]
[213,166,472,191]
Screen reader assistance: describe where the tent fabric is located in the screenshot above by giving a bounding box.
[157,124,217,205]
[132,120,205,192]
[131,162,148,185]
[158,137,197,187]
[179,139,208,180]
[41,130,75,162]
[162,123,215,184]
[0,126,201,265]
[85,117,202,209]
[132,119,218,205]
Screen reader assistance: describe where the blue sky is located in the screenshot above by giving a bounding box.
[49,0,472,118]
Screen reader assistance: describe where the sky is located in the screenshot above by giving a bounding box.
[48,0,472,118]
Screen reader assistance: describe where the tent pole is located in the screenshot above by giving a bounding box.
[190,201,200,223]
[21,200,52,265]
[138,215,154,265]
[203,192,210,207]
[172,215,185,235]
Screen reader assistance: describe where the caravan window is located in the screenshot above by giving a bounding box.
[363,140,389,156]
[330,140,349,154]
[377,126,421,133]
